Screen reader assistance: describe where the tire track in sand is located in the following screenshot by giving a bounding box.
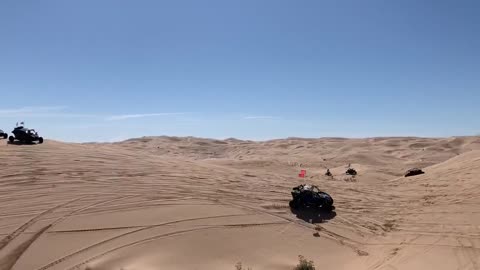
[0,197,85,251]
[221,199,371,256]
[5,196,136,270]
[49,195,136,228]
[65,222,289,270]
[0,225,52,270]
[34,213,250,270]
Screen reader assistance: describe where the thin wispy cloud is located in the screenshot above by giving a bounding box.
[243,116,279,120]
[0,106,67,115]
[105,112,186,121]
[0,106,96,118]
[0,107,187,122]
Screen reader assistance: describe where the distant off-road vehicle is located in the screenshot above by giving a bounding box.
[289,184,334,211]
[405,168,425,177]
[346,168,357,176]
[9,126,44,144]
[0,129,7,139]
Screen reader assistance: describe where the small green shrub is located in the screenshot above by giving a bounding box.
[234,256,315,270]
[235,262,252,270]
[294,255,315,270]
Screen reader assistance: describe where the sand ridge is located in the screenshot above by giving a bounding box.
[0,136,479,270]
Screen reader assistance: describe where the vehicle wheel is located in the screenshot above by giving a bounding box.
[8,136,14,143]
[2,134,6,139]
[322,205,333,212]
[289,200,300,209]
[38,137,44,144]
[289,200,295,208]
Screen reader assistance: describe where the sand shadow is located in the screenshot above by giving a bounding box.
[7,141,38,146]
[290,207,337,224]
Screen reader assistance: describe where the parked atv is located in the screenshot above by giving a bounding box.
[289,184,334,211]
[9,126,44,144]
[346,168,357,176]
[0,129,7,139]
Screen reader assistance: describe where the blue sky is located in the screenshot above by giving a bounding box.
[0,0,479,142]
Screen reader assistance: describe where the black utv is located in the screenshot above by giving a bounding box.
[9,126,44,144]
[289,184,334,211]
[405,168,425,177]
[0,130,7,139]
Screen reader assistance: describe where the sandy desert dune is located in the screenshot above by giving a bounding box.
[0,136,479,270]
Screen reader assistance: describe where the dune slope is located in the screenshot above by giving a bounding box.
[0,136,479,270]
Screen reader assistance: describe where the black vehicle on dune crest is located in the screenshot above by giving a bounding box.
[289,184,334,212]
[9,125,44,144]
[0,129,7,139]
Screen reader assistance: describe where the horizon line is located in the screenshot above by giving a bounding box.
[41,134,479,144]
